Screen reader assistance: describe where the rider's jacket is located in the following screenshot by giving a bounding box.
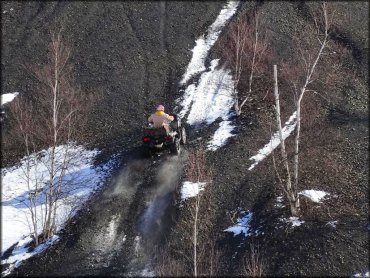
[148,111,174,128]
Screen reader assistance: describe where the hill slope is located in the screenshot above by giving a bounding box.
[1,1,368,276]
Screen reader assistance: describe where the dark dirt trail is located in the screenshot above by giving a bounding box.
[10,149,188,276]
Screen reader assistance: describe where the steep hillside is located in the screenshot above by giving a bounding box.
[1,1,368,277]
[1,1,225,164]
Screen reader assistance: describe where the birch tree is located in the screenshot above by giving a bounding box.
[273,2,332,216]
[184,147,208,277]
[9,30,94,244]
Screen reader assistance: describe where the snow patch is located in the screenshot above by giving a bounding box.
[140,267,155,277]
[224,211,253,237]
[281,216,305,227]
[299,190,329,203]
[181,59,235,126]
[177,84,196,119]
[180,1,239,85]
[1,92,19,105]
[180,181,206,200]
[207,120,236,151]
[248,112,297,170]
[325,221,338,228]
[1,144,115,274]
[1,144,110,253]
[275,196,285,208]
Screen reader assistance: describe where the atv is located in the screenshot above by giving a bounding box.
[142,114,187,156]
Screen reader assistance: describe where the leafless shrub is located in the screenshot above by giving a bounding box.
[243,243,264,277]
[219,10,273,115]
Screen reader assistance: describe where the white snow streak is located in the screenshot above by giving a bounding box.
[178,84,196,119]
[299,190,329,203]
[180,181,206,200]
[207,120,236,151]
[1,92,19,105]
[180,1,239,85]
[248,112,297,170]
[176,1,239,151]
[177,59,236,151]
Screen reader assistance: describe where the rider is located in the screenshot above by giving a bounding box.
[148,104,174,133]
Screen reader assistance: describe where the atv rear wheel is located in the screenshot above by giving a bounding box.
[180,127,187,145]
[170,138,181,155]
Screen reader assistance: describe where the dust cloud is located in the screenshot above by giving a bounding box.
[108,159,150,199]
[138,150,188,248]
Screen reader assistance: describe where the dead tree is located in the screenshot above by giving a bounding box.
[273,2,332,216]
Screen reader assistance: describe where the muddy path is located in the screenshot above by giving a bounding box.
[11,149,188,277]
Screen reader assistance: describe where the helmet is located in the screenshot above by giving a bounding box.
[156,104,165,111]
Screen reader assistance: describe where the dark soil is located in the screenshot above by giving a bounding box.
[2,1,368,277]
[1,1,226,166]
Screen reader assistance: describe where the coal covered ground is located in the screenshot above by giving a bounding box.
[1,1,225,165]
[2,1,369,276]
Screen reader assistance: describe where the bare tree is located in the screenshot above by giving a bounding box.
[221,11,270,115]
[183,146,209,277]
[272,2,332,216]
[273,65,300,215]
[292,2,330,208]
[8,30,94,245]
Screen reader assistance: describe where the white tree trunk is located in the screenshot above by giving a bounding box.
[273,65,299,216]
